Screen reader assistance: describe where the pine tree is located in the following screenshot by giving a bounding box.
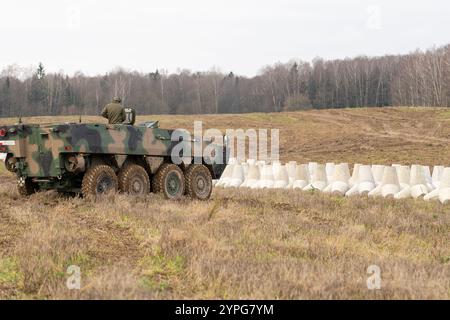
[36,62,45,80]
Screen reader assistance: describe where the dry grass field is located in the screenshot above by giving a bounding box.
[1,107,450,299]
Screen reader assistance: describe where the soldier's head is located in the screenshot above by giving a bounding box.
[112,96,122,103]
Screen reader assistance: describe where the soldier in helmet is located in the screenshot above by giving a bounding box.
[101,97,126,124]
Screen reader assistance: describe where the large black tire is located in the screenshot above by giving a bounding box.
[118,164,150,195]
[81,164,118,197]
[152,163,185,200]
[17,178,38,196]
[185,164,213,200]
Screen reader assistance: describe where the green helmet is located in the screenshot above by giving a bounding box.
[113,97,122,103]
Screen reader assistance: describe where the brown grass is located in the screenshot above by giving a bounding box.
[4,106,450,165]
[1,107,450,299]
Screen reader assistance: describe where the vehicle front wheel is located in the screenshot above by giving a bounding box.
[152,163,185,200]
[81,164,118,197]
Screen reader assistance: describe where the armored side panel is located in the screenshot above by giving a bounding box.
[52,123,173,156]
[1,123,175,177]
[0,122,227,193]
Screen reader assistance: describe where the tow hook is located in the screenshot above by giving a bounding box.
[18,176,26,187]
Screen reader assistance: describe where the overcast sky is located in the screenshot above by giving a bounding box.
[0,0,449,77]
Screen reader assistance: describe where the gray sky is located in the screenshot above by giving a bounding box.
[0,0,449,77]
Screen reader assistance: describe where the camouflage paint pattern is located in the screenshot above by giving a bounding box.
[0,123,204,178]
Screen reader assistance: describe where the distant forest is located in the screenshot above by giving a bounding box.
[0,44,449,117]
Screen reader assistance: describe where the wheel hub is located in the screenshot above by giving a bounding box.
[196,177,206,190]
[132,178,143,193]
[167,172,180,196]
[97,175,112,193]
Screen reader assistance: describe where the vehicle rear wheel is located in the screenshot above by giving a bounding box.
[81,164,118,197]
[118,164,150,195]
[185,164,213,200]
[17,177,38,196]
[152,163,185,200]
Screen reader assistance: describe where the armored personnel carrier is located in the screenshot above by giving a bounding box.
[0,118,227,200]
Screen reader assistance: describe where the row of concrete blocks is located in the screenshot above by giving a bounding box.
[214,159,450,204]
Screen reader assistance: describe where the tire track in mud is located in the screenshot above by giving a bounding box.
[316,109,450,145]
[282,108,450,165]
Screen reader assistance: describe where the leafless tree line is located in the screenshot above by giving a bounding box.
[0,45,449,118]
